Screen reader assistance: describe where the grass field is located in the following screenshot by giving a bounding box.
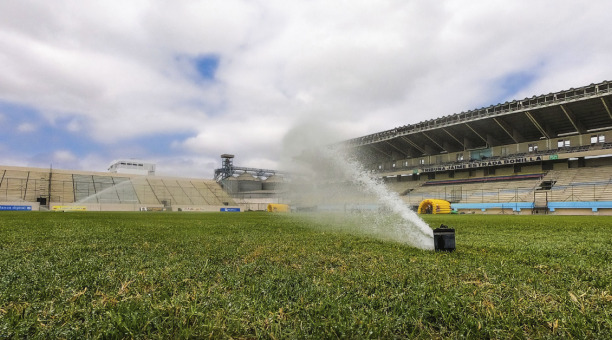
[0,212,611,338]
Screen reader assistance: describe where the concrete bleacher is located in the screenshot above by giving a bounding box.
[0,169,30,201]
[49,172,75,203]
[0,165,236,211]
[130,177,159,205]
[146,178,176,205]
[23,171,48,202]
[75,175,141,204]
[540,166,612,202]
[384,179,424,196]
[92,175,117,203]
[111,177,139,203]
[177,180,208,205]
[401,164,612,214]
[194,180,235,205]
[400,175,543,206]
[73,174,97,202]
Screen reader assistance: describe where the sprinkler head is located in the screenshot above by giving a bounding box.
[433,224,455,252]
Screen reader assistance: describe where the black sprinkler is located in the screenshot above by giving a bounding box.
[433,224,455,252]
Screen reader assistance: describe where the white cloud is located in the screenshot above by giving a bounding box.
[52,150,77,163]
[1,1,612,176]
[17,122,36,133]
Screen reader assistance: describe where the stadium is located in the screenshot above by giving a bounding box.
[2,80,612,215]
[2,82,612,339]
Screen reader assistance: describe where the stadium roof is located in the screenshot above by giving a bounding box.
[343,80,612,161]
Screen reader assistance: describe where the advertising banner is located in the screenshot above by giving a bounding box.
[0,205,32,211]
[52,206,87,211]
[220,207,240,212]
[420,155,548,173]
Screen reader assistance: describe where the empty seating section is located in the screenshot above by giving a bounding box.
[176,180,208,205]
[0,167,235,207]
[0,170,30,201]
[131,177,159,205]
[146,178,175,205]
[384,180,423,196]
[538,167,612,201]
[598,182,612,201]
[73,175,96,202]
[75,176,139,204]
[24,171,49,202]
[404,177,542,205]
[112,177,139,203]
[207,180,235,204]
[50,173,76,203]
[192,181,233,205]
[92,175,117,203]
[161,179,193,205]
[139,178,235,206]
[403,166,612,204]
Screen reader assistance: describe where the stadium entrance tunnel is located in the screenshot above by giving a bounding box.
[418,199,452,214]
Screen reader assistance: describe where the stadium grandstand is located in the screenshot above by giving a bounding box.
[0,154,289,212]
[0,165,238,212]
[342,80,612,215]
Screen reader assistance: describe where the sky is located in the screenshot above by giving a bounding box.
[1,1,612,178]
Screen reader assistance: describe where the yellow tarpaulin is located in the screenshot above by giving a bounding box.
[267,204,290,212]
[418,199,451,214]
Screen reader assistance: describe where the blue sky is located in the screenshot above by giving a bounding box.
[1,1,612,178]
[194,55,220,81]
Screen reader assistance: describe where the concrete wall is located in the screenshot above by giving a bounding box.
[548,208,612,215]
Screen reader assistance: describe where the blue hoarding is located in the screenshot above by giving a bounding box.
[220,207,240,212]
[0,205,32,211]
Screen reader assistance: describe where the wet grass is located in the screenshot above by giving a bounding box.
[0,212,610,338]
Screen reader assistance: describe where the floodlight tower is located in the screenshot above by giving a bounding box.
[214,154,235,181]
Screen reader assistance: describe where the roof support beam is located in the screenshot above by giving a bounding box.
[441,127,464,149]
[356,146,381,162]
[464,123,488,145]
[560,104,587,134]
[421,132,446,153]
[384,140,409,158]
[463,137,477,150]
[400,136,426,155]
[396,139,422,158]
[601,97,612,121]
[487,134,501,147]
[347,145,369,163]
[493,117,525,144]
[369,144,392,158]
[524,111,550,139]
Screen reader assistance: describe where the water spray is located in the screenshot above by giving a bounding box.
[288,146,435,250]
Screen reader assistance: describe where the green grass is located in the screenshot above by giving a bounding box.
[0,212,610,339]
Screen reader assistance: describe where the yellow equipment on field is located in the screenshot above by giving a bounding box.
[267,203,290,212]
[418,199,451,214]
